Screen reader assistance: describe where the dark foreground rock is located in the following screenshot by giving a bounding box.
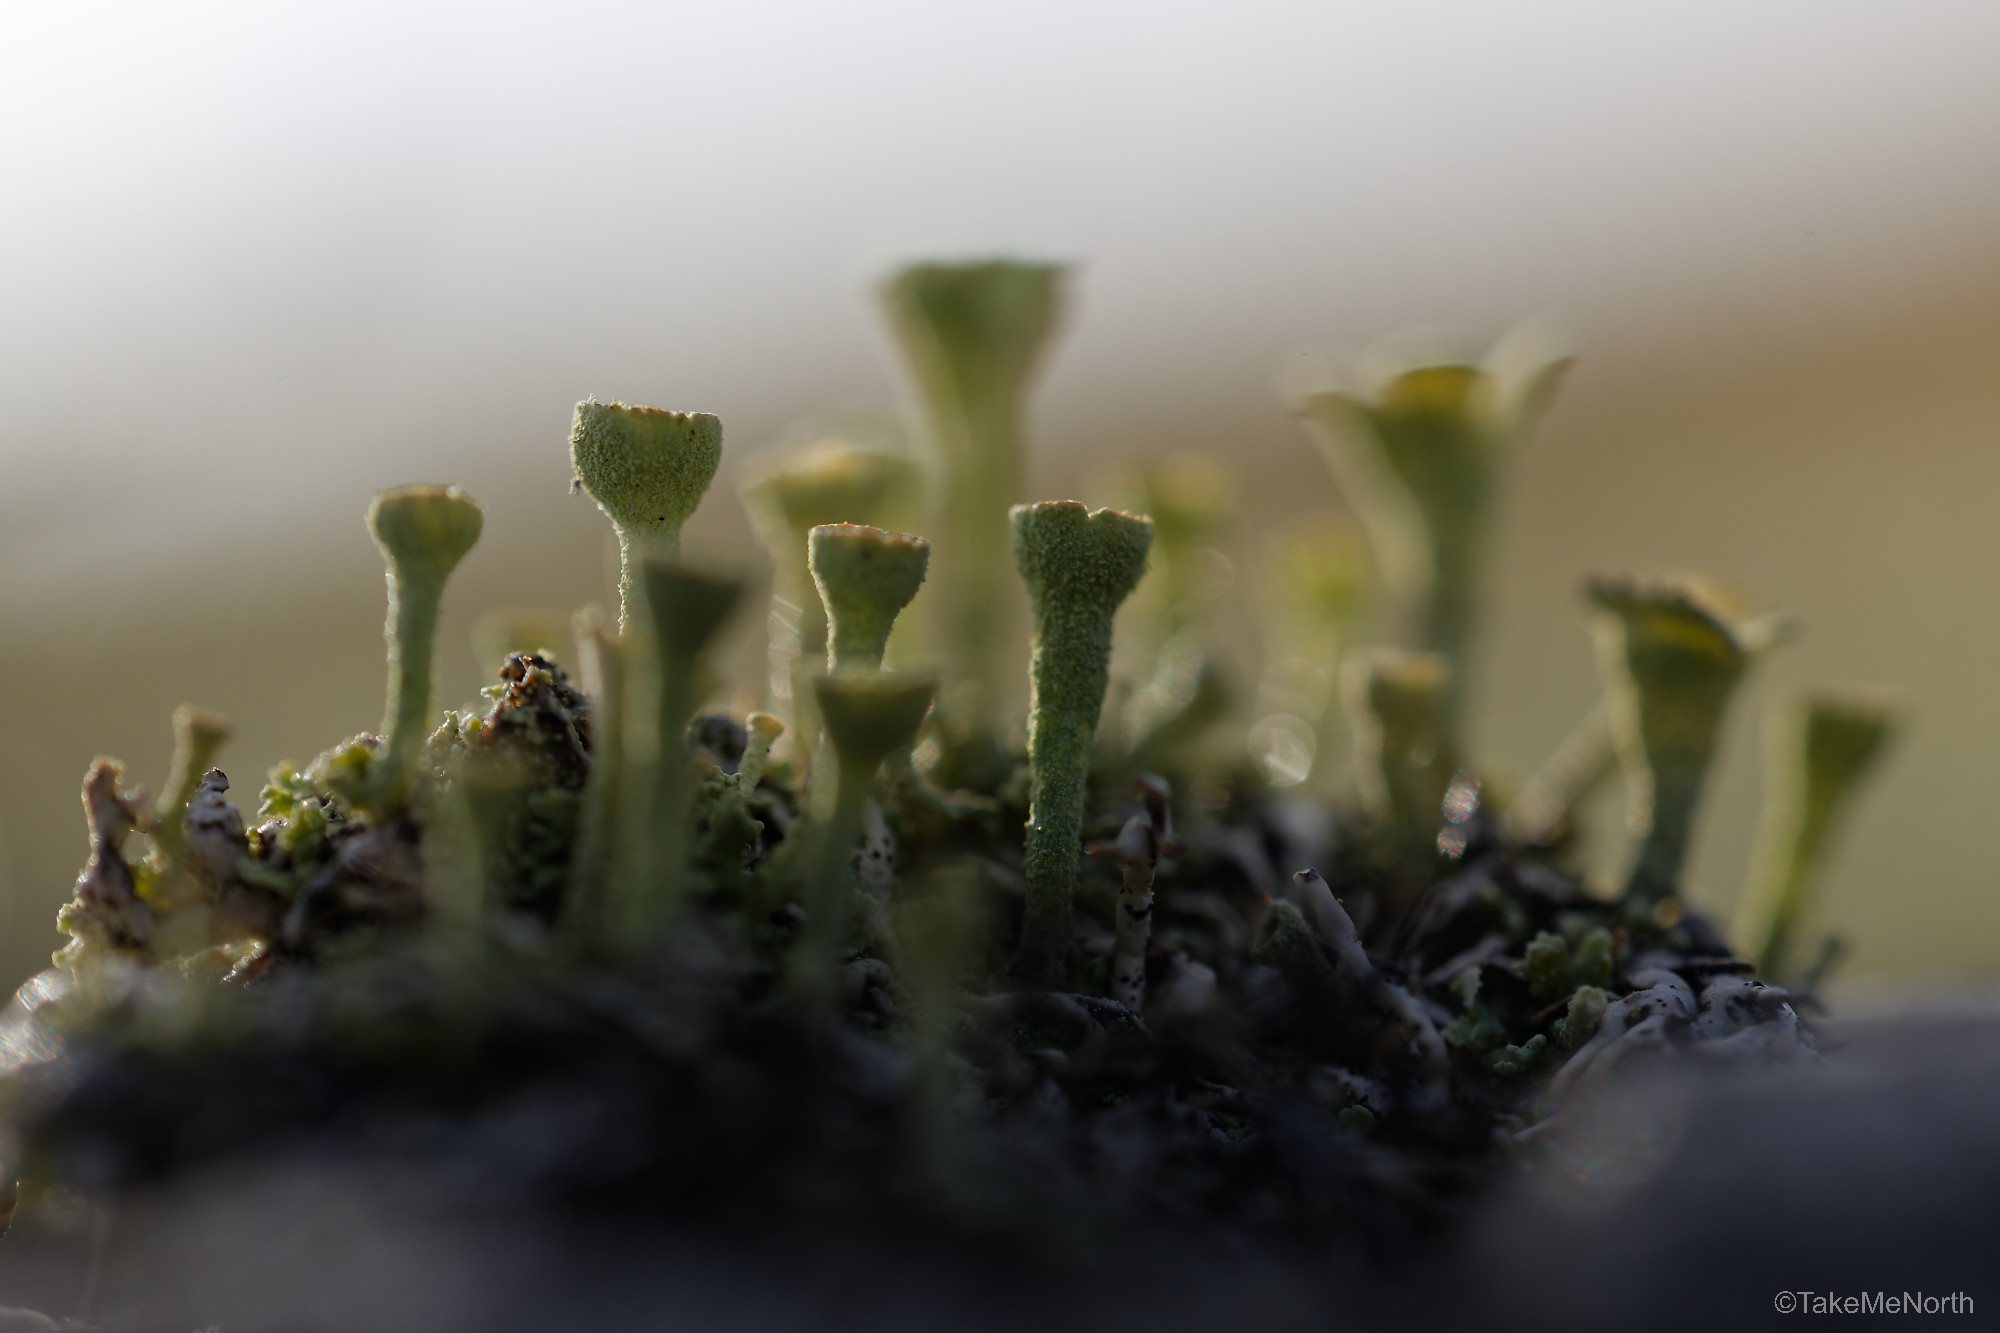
[1,1003,1993,1333]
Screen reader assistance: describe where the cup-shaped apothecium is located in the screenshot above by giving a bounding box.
[367,484,485,813]
[1010,500,1153,988]
[808,524,931,671]
[1342,648,1456,846]
[603,557,744,950]
[799,670,939,999]
[881,259,1067,726]
[1587,575,1791,907]
[1735,688,1899,980]
[569,400,723,630]
[1298,337,1570,740]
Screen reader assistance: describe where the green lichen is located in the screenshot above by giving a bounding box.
[1299,339,1570,739]
[1736,688,1899,981]
[808,523,931,671]
[1010,500,1153,988]
[569,400,723,629]
[1588,575,1791,906]
[367,484,485,816]
[7,254,1898,1285]
[882,260,1066,727]
[1343,647,1456,848]
[607,558,744,949]
[799,670,938,1000]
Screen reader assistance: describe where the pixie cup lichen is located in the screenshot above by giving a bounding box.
[1299,340,1570,739]
[808,524,931,671]
[800,670,938,1000]
[1587,575,1791,907]
[569,400,724,630]
[1735,688,1899,980]
[882,260,1066,725]
[607,557,744,948]
[1342,648,1456,847]
[1010,500,1153,988]
[367,484,485,813]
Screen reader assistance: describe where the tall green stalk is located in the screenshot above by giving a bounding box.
[798,671,937,1004]
[1011,500,1152,988]
[605,558,743,949]
[366,485,485,814]
[882,260,1065,727]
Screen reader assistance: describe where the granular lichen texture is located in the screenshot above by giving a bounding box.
[0,256,1891,1297]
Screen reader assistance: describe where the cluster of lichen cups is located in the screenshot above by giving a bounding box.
[24,259,1902,1217]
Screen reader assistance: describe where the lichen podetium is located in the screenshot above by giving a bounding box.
[569,400,723,631]
[882,260,1066,732]
[1010,500,1152,988]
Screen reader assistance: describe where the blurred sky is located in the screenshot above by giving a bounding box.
[4,1,2000,991]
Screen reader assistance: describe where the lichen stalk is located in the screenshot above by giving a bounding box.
[367,485,485,813]
[1587,576,1790,906]
[1298,341,1569,741]
[1011,500,1153,988]
[606,559,743,948]
[799,671,937,1004]
[1342,648,1456,846]
[808,524,931,671]
[882,260,1066,725]
[569,400,723,631]
[562,607,624,941]
[742,442,920,766]
[1735,689,1898,980]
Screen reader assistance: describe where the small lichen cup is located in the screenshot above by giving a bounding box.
[808,524,931,671]
[367,484,485,813]
[569,400,723,630]
[1587,575,1791,907]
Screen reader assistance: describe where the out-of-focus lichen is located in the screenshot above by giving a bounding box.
[1343,648,1456,851]
[882,259,1066,730]
[1735,688,1899,981]
[7,261,1870,1278]
[1298,337,1570,740]
[1588,575,1791,907]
